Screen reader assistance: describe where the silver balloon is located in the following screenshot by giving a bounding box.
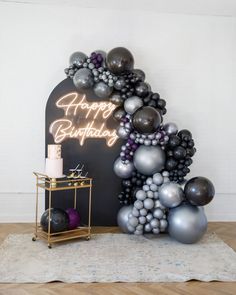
[69,51,87,67]
[153,208,164,219]
[73,68,94,90]
[144,223,152,232]
[128,216,139,227]
[117,205,134,233]
[133,146,166,175]
[124,96,143,115]
[144,198,154,210]
[168,204,208,244]
[153,173,164,185]
[136,190,146,201]
[117,126,129,139]
[159,182,184,208]
[163,122,178,135]
[94,82,113,98]
[113,157,134,179]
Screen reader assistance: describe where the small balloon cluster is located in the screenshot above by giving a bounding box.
[65,47,215,244]
[40,208,80,233]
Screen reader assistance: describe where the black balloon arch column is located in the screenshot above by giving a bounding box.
[63,47,215,244]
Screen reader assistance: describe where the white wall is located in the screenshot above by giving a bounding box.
[0,1,235,221]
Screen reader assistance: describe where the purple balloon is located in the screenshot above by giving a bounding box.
[66,208,80,230]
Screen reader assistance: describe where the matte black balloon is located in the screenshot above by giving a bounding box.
[135,82,150,98]
[173,146,187,159]
[184,177,215,206]
[113,107,126,121]
[168,135,181,148]
[165,157,178,171]
[40,208,69,233]
[107,47,134,75]
[133,69,145,81]
[178,129,192,140]
[132,106,162,134]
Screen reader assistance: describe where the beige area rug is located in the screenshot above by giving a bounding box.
[0,233,236,283]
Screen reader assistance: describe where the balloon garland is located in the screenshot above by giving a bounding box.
[65,47,215,244]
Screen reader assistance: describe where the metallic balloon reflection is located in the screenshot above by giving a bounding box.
[168,203,207,244]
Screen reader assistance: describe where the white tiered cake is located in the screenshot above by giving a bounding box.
[45,144,64,178]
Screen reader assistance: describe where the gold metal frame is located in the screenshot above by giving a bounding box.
[32,172,92,248]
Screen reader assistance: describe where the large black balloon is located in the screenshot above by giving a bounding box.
[106,47,134,75]
[184,177,215,206]
[132,106,162,134]
[40,208,69,233]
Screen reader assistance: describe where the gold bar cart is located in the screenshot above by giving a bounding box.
[32,172,92,248]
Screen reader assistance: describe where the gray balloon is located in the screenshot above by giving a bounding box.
[163,122,178,135]
[69,51,87,67]
[134,145,166,175]
[110,92,123,106]
[94,82,113,98]
[143,198,154,210]
[168,203,208,244]
[73,68,94,90]
[124,96,143,115]
[117,205,134,233]
[117,126,129,139]
[113,157,134,179]
[159,182,184,208]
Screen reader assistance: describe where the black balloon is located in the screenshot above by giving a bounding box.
[132,106,162,134]
[40,208,69,233]
[135,82,150,98]
[173,146,187,159]
[113,106,126,121]
[133,69,145,82]
[178,129,192,140]
[106,47,134,75]
[184,177,215,206]
[110,92,123,106]
[166,157,178,171]
[168,135,181,148]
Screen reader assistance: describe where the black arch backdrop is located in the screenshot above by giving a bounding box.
[45,47,215,243]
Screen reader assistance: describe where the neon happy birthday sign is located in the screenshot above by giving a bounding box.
[49,92,118,147]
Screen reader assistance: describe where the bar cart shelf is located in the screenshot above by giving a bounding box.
[33,172,92,248]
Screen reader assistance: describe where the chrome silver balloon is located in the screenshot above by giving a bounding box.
[117,126,129,139]
[113,157,134,179]
[136,190,146,201]
[124,96,143,115]
[133,146,166,175]
[159,182,184,208]
[94,82,113,98]
[69,51,87,67]
[168,204,208,244]
[163,122,178,136]
[143,198,154,210]
[117,205,134,233]
[73,68,94,90]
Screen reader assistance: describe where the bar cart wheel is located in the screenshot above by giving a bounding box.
[32,236,37,242]
[86,235,91,241]
[48,244,52,249]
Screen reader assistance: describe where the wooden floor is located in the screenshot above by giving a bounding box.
[0,223,236,295]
